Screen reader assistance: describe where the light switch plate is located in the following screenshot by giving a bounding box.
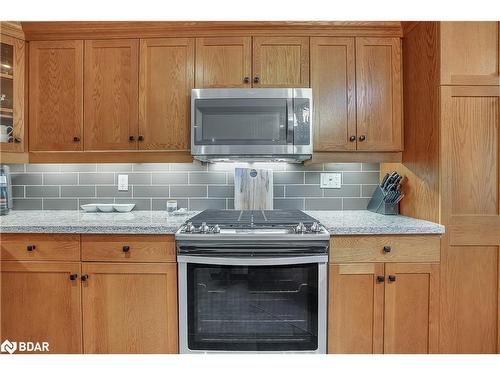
[320,172,342,189]
[117,174,128,191]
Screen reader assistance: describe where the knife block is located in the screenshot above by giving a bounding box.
[367,186,399,215]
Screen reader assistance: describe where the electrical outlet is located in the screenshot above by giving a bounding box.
[117,174,128,191]
[320,173,341,189]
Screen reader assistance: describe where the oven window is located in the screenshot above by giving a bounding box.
[187,263,318,351]
[194,98,288,145]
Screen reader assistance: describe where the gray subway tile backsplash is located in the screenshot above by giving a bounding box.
[8,162,379,211]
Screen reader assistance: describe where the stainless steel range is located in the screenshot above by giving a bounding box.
[175,209,329,353]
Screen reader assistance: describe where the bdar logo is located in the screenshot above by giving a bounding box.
[1,340,17,354]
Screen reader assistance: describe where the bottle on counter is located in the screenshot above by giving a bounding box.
[0,166,10,215]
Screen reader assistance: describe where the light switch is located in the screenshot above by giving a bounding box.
[320,173,341,189]
[118,174,129,191]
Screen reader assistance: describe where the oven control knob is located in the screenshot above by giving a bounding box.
[199,222,210,233]
[213,224,221,234]
[295,222,307,233]
[184,222,195,233]
[310,222,322,232]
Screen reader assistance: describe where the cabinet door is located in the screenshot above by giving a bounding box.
[0,34,25,152]
[139,38,194,150]
[195,37,251,88]
[84,39,139,150]
[311,37,356,151]
[440,86,500,353]
[29,40,83,151]
[1,261,82,353]
[384,263,439,354]
[356,37,402,151]
[328,263,384,353]
[440,22,500,85]
[82,263,178,353]
[253,36,309,87]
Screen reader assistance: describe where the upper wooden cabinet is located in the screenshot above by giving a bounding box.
[84,39,139,151]
[195,37,252,88]
[195,36,309,88]
[1,261,82,353]
[29,40,83,151]
[440,22,500,85]
[139,38,194,150]
[0,33,25,153]
[311,37,356,151]
[253,36,309,87]
[356,37,402,151]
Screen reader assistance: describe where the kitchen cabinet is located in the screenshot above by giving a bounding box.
[195,36,309,88]
[252,36,309,87]
[1,261,82,354]
[310,37,356,151]
[29,40,84,152]
[328,262,439,354]
[328,263,384,353]
[328,234,440,354]
[355,37,402,151]
[84,39,139,150]
[0,32,25,154]
[195,37,252,88]
[139,38,194,150]
[82,263,178,354]
[439,85,500,353]
[440,22,500,85]
[310,37,402,153]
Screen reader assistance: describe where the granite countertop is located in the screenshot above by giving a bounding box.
[0,210,444,235]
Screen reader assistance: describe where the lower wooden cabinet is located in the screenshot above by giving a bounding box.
[0,261,83,354]
[328,262,439,354]
[82,263,178,354]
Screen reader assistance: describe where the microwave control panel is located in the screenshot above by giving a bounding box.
[293,98,311,145]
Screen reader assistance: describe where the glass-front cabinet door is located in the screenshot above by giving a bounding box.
[0,33,25,153]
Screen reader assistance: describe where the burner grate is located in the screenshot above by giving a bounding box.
[188,209,317,226]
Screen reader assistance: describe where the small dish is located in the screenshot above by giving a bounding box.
[113,204,135,213]
[80,204,99,212]
[97,204,115,212]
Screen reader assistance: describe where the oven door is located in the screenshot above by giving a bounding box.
[177,255,327,353]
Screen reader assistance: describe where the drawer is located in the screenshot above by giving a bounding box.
[330,235,440,263]
[82,235,176,262]
[0,234,80,261]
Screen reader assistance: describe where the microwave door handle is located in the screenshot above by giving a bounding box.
[286,98,294,144]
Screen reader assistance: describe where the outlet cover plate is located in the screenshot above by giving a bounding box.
[118,174,129,191]
[320,172,341,189]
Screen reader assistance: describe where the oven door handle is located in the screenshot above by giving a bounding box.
[177,255,328,266]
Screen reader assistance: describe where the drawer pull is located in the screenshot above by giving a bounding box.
[81,274,89,282]
[383,245,392,253]
[122,245,130,253]
[388,275,396,282]
[69,274,78,281]
[27,245,36,252]
[376,275,385,283]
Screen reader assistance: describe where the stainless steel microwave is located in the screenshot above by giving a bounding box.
[191,88,312,162]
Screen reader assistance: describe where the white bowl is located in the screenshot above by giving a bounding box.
[97,204,115,212]
[80,204,99,212]
[113,204,135,213]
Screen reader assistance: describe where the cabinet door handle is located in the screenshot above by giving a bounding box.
[69,274,78,281]
[349,135,356,142]
[73,137,80,142]
[376,275,385,283]
[81,274,89,282]
[359,135,366,142]
[253,76,260,84]
[122,245,130,253]
[388,275,396,282]
[27,245,36,252]
[243,77,250,84]
[129,136,135,141]
[138,135,144,141]
[383,245,392,253]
